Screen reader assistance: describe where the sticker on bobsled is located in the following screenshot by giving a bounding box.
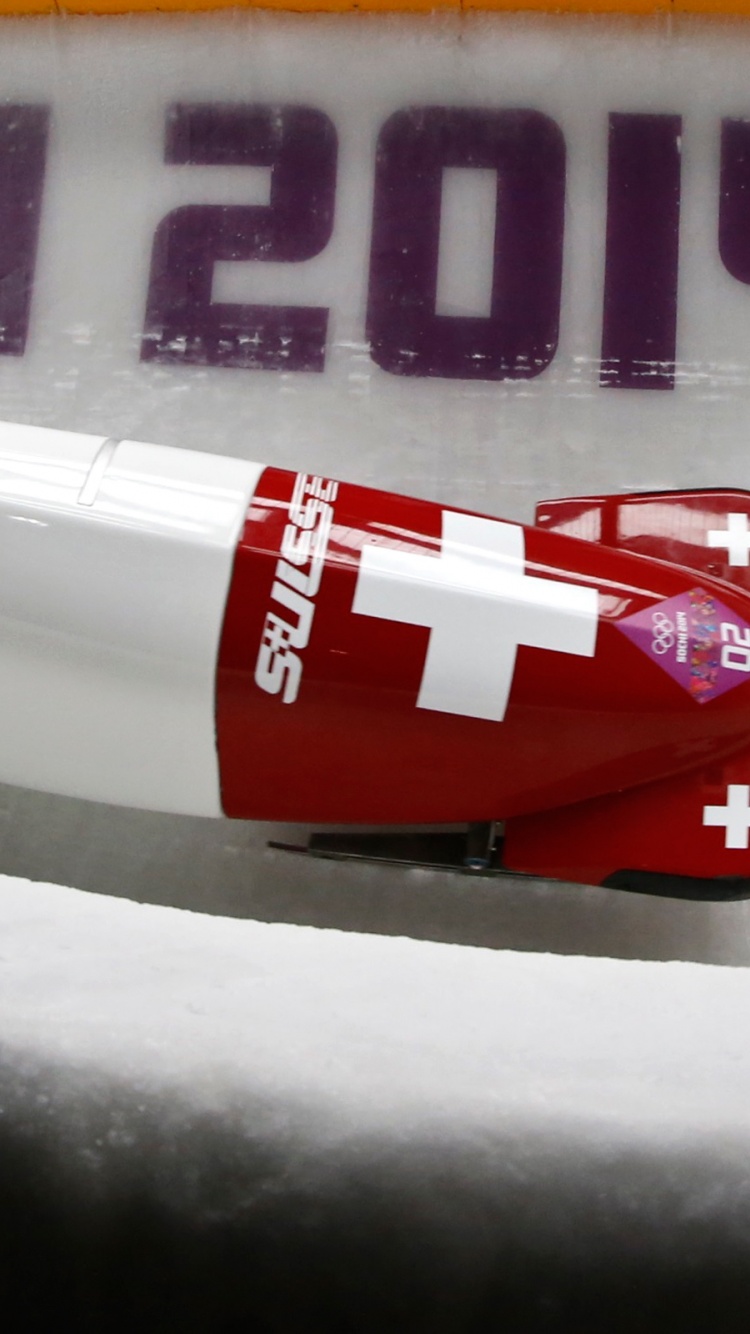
[616,587,750,703]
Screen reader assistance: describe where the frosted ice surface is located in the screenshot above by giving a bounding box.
[5,872,750,1322]
[3,875,750,1135]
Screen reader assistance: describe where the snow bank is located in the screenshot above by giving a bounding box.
[3,875,750,1327]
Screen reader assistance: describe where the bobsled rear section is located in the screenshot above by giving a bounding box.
[217,465,750,833]
[255,478,750,896]
[502,755,750,898]
[536,487,750,592]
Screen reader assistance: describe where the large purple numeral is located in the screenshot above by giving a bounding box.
[719,119,750,285]
[0,105,49,358]
[366,107,565,380]
[600,113,682,391]
[141,104,337,372]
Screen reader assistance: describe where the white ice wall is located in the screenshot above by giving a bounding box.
[3,875,750,1327]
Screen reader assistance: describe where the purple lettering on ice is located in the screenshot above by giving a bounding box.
[366,107,566,381]
[600,113,682,391]
[719,119,750,286]
[0,105,49,358]
[141,103,338,372]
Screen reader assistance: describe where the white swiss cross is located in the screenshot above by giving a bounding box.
[706,513,750,566]
[352,511,599,722]
[703,784,750,850]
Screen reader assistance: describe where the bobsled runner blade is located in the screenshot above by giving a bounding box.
[271,824,750,899]
[274,768,750,900]
[599,869,750,901]
[270,821,506,876]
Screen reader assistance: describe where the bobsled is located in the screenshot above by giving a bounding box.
[2,421,750,899]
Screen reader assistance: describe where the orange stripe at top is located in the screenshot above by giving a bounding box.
[1,0,750,18]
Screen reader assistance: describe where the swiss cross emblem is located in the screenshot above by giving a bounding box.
[353,512,599,722]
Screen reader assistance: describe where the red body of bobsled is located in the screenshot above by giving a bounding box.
[216,469,750,893]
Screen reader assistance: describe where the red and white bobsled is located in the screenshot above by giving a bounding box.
[2,420,750,899]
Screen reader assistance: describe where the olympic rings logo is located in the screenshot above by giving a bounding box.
[651,611,675,655]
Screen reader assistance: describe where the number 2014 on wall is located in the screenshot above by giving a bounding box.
[2,101,749,390]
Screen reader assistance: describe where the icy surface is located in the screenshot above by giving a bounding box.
[6,874,750,1128]
[3,875,750,1326]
